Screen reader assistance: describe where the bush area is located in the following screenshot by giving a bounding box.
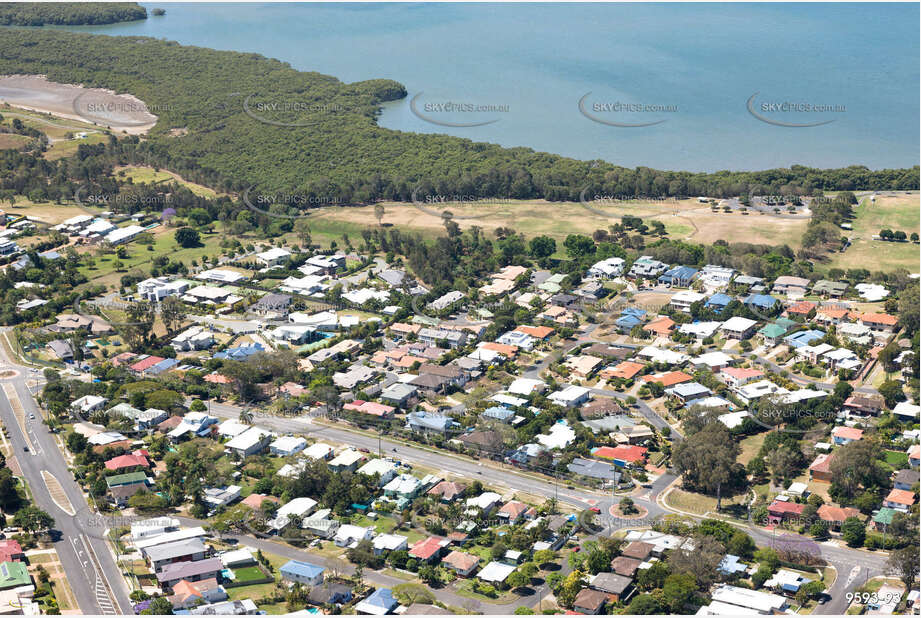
[0,3,146,26]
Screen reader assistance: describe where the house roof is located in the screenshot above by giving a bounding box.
[643,316,676,335]
[280,560,325,579]
[590,572,632,595]
[442,550,479,572]
[817,505,860,523]
[604,361,645,380]
[621,541,653,560]
[104,453,150,471]
[156,558,223,583]
[574,588,608,611]
[409,536,447,560]
[832,426,864,441]
[809,453,834,474]
[592,445,647,463]
[642,371,692,387]
[768,500,805,515]
[885,488,916,505]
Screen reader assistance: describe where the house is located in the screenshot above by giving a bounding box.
[145,538,210,573]
[46,339,74,361]
[137,277,189,302]
[883,488,916,512]
[428,480,467,502]
[893,469,919,491]
[705,293,733,313]
[328,448,365,473]
[269,497,318,531]
[548,385,590,407]
[383,474,423,500]
[170,326,215,352]
[858,312,899,334]
[785,300,817,318]
[0,562,31,591]
[720,367,764,388]
[104,453,150,472]
[168,578,227,609]
[372,534,408,556]
[735,379,789,405]
[279,560,325,586]
[477,561,516,586]
[226,427,273,457]
[0,541,24,564]
[592,445,647,466]
[334,525,374,548]
[690,351,734,372]
[354,588,398,616]
[720,316,758,340]
[744,293,779,312]
[465,492,502,515]
[203,486,242,509]
[588,256,625,278]
[71,395,108,416]
[832,426,864,446]
[188,599,259,615]
[409,536,450,563]
[710,584,788,614]
[610,555,642,578]
[419,363,469,387]
[536,420,576,450]
[812,280,848,298]
[642,371,692,388]
[250,293,292,318]
[659,265,698,287]
[628,255,667,278]
[718,554,749,576]
[764,569,810,595]
[357,458,398,486]
[307,582,352,606]
[809,453,835,482]
[567,458,620,480]
[669,290,705,312]
[156,558,224,589]
[909,445,920,468]
[442,550,479,577]
[590,572,632,602]
[379,383,418,408]
[817,505,861,531]
[406,412,457,436]
[497,501,530,524]
[600,360,645,381]
[417,327,466,349]
[643,315,677,336]
[564,355,603,378]
[843,395,885,417]
[766,500,805,524]
[758,319,795,346]
[269,436,307,456]
[772,276,810,296]
[344,400,396,419]
[573,588,609,614]
[255,247,292,267]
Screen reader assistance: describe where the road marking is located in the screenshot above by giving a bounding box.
[2,383,34,453]
[845,565,860,587]
[80,535,118,615]
[41,470,75,516]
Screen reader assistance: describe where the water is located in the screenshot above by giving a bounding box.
[62,3,919,172]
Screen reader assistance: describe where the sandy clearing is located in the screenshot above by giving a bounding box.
[0,75,156,135]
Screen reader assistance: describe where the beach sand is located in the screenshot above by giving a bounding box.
[0,74,157,134]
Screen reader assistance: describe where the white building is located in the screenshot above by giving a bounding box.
[137,277,189,302]
[270,436,308,456]
[588,256,625,279]
[333,524,374,547]
[196,268,247,283]
[670,290,707,312]
[104,224,145,245]
[171,325,215,352]
[255,247,292,267]
[225,427,273,457]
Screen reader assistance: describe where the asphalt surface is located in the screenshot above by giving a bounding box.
[0,342,133,615]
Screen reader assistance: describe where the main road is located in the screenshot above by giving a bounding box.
[0,332,132,615]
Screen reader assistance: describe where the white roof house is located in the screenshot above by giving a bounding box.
[357,459,398,485]
[691,351,734,370]
[217,419,251,438]
[465,492,502,513]
[372,533,408,553]
[720,316,758,337]
[269,497,317,530]
[588,256,625,278]
[270,436,308,456]
[328,448,364,469]
[225,427,274,456]
[548,385,590,407]
[334,524,374,547]
[508,377,546,396]
[680,321,722,339]
[637,346,689,365]
[303,442,334,460]
[104,224,145,245]
[255,247,292,266]
[536,421,576,450]
[429,290,466,310]
[71,395,108,414]
[710,584,788,614]
[735,379,789,404]
[196,268,246,283]
[477,561,516,583]
[718,410,751,430]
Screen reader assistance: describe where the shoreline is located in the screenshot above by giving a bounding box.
[0,74,156,135]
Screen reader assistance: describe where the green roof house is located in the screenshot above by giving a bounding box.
[0,561,31,590]
[105,471,149,489]
[872,507,897,530]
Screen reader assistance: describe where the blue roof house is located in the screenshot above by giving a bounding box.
[658,266,698,287]
[355,588,398,615]
[784,329,826,349]
[718,554,748,576]
[743,294,779,310]
[280,560,326,586]
[482,406,516,423]
[704,293,733,313]
[214,343,265,361]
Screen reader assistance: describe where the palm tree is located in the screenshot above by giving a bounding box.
[239,408,254,424]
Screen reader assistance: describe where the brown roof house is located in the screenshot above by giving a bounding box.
[441,550,479,577]
[573,588,609,615]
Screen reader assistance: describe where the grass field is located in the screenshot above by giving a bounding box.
[0,133,31,149]
[114,165,220,198]
[311,199,807,249]
[827,192,920,272]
